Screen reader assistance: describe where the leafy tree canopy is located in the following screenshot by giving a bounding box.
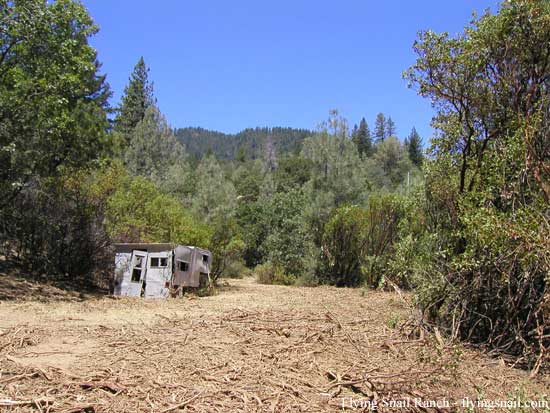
[0,0,111,209]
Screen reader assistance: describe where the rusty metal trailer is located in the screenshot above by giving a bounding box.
[112,243,212,298]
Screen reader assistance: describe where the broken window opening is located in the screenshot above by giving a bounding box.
[131,268,141,282]
[202,254,208,263]
[150,257,168,268]
[178,261,189,272]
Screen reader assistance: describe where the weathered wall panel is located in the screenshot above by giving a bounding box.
[113,243,212,297]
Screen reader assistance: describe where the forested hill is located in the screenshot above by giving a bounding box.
[174,126,313,160]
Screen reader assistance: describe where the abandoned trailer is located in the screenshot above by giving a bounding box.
[112,243,212,298]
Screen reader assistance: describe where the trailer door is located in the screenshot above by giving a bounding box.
[127,250,148,297]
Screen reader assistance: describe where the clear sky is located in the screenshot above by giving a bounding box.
[83,0,498,141]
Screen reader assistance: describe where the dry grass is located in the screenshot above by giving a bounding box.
[0,277,548,412]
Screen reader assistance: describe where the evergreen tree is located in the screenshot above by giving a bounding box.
[406,127,423,167]
[351,124,359,142]
[374,113,387,143]
[386,116,396,137]
[301,111,369,248]
[124,107,185,181]
[352,117,373,157]
[366,137,414,189]
[114,57,155,144]
[191,155,237,220]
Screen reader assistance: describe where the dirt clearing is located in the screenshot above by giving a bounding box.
[0,277,548,412]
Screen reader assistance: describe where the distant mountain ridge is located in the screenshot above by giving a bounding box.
[174,126,313,160]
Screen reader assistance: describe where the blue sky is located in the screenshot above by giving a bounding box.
[83,0,498,141]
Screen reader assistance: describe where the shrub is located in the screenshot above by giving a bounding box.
[361,194,407,288]
[416,203,549,368]
[319,194,408,288]
[263,190,314,277]
[255,262,295,285]
[2,166,114,286]
[208,216,244,282]
[294,272,320,287]
[320,205,368,287]
[105,170,210,247]
[222,260,249,279]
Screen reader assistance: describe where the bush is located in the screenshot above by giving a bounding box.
[222,260,250,279]
[320,205,368,287]
[319,194,407,288]
[255,262,295,285]
[1,167,113,287]
[294,272,320,287]
[415,203,549,368]
[263,190,314,277]
[361,194,407,288]
[105,168,210,247]
[208,216,245,282]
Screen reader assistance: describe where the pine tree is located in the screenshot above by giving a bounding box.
[124,106,185,181]
[351,124,359,142]
[406,127,423,167]
[352,117,373,157]
[114,57,155,144]
[386,116,396,137]
[374,113,386,143]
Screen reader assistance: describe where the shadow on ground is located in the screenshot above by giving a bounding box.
[0,258,106,302]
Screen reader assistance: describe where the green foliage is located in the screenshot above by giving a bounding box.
[222,259,252,279]
[405,0,550,366]
[351,118,373,158]
[361,194,408,288]
[274,155,313,191]
[124,106,186,181]
[302,110,368,208]
[255,262,294,286]
[318,193,411,288]
[385,116,396,137]
[320,205,369,287]
[374,113,387,143]
[263,190,314,277]
[300,111,371,266]
[0,0,110,210]
[386,313,401,329]
[235,201,269,267]
[208,216,245,281]
[405,127,423,167]
[105,168,209,247]
[175,126,312,161]
[160,162,194,201]
[2,168,111,281]
[236,187,313,276]
[114,57,155,144]
[191,155,237,221]
[294,272,320,287]
[367,137,415,189]
[232,161,263,200]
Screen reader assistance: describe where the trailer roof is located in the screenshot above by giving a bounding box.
[113,243,173,253]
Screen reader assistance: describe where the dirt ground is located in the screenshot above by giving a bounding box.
[0,276,548,412]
